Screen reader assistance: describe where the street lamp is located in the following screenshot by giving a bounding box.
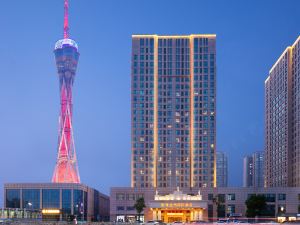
[27,202,33,219]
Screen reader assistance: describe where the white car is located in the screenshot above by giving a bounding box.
[145,221,165,225]
[172,221,185,225]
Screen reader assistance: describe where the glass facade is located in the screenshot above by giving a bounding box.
[73,190,84,221]
[4,185,109,222]
[22,189,40,209]
[6,189,20,208]
[62,189,71,220]
[93,191,99,221]
[42,189,60,209]
[131,35,216,189]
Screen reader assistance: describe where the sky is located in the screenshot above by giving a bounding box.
[0,0,299,207]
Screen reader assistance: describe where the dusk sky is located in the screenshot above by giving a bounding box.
[0,0,299,206]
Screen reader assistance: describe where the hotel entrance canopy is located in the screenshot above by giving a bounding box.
[149,188,207,222]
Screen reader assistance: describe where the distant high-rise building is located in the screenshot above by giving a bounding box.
[131,34,217,188]
[265,36,300,187]
[253,151,264,187]
[216,151,228,187]
[243,156,253,187]
[243,151,264,188]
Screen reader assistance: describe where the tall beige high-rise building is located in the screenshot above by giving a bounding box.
[131,34,216,189]
[265,36,300,187]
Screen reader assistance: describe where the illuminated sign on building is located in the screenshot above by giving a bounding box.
[160,203,193,208]
[149,189,207,209]
[154,188,202,201]
[42,209,60,214]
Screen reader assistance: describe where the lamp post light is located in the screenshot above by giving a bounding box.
[26,202,33,219]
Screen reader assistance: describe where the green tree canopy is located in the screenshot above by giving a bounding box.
[245,195,267,217]
[134,197,146,221]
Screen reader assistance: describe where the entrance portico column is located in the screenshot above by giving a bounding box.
[153,210,157,220]
[199,210,203,220]
[158,210,161,220]
[194,211,199,220]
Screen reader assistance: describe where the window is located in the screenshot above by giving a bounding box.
[116,193,125,200]
[136,193,144,199]
[6,189,20,208]
[62,189,71,220]
[264,194,276,202]
[227,194,235,201]
[208,193,213,200]
[127,194,135,201]
[227,204,235,216]
[42,189,59,208]
[73,190,84,219]
[126,206,135,211]
[278,193,286,201]
[117,206,125,211]
[22,189,40,209]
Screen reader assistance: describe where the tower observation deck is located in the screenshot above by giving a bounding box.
[52,0,80,183]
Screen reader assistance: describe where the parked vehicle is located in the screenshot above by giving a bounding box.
[172,221,185,225]
[145,220,166,225]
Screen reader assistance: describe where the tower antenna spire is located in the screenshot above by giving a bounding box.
[63,0,69,39]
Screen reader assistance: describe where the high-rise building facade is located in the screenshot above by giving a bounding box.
[265,36,300,187]
[243,151,264,188]
[243,156,253,187]
[216,151,228,187]
[52,0,80,183]
[131,34,216,189]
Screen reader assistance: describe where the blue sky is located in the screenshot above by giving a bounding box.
[0,0,299,206]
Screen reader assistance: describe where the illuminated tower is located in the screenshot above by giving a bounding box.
[52,0,80,183]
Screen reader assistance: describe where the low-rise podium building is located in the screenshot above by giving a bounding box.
[110,186,300,222]
[4,183,109,222]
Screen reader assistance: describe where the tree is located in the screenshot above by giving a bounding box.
[213,194,225,218]
[134,197,146,221]
[245,195,267,218]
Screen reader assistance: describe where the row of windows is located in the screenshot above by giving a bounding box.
[116,206,135,211]
[116,193,144,201]
[6,189,86,216]
[208,194,235,201]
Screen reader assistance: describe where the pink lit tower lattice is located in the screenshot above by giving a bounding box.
[52,0,80,183]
